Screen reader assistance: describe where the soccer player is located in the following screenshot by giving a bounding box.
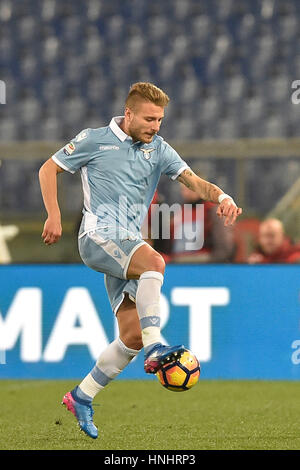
[39,82,242,438]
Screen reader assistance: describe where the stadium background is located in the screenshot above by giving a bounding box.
[0,0,300,449]
[0,0,300,452]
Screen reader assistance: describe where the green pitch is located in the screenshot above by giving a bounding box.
[0,379,300,450]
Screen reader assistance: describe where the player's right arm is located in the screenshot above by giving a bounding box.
[39,128,92,245]
[39,158,64,245]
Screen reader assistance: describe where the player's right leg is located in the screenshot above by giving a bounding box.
[127,244,185,373]
[62,229,145,439]
[62,294,142,439]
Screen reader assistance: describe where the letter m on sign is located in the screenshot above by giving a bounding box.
[0,288,42,361]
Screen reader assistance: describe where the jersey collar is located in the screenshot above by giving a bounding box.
[109,116,132,142]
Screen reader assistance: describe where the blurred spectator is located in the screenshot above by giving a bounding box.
[248,218,300,264]
[170,181,236,263]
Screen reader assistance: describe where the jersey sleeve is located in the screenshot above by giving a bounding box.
[51,128,94,174]
[159,141,189,180]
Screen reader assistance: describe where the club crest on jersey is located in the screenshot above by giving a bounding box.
[63,142,75,156]
[141,148,155,160]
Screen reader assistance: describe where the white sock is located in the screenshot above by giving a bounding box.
[78,338,140,399]
[135,270,164,355]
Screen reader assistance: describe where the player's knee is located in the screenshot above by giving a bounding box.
[131,335,143,351]
[144,252,165,275]
[122,332,143,351]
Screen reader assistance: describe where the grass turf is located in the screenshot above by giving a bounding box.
[0,379,299,450]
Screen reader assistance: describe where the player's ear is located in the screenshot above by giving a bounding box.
[124,106,134,122]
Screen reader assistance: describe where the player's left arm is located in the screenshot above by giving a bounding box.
[177,168,242,226]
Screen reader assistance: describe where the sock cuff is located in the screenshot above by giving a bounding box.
[71,385,93,405]
[117,337,141,356]
[139,270,164,285]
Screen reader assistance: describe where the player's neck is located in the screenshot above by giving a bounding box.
[119,118,131,138]
[119,117,140,143]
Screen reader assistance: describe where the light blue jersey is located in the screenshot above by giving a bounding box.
[52,116,189,237]
[52,116,189,312]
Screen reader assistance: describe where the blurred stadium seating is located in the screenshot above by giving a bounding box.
[0,0,300,262]
[1,0,300,140]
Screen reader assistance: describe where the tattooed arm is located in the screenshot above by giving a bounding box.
[178,169,222,202]
[177,168,243,226]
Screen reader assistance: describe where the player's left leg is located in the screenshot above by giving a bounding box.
[62,295,142,439]
[127,243,185,373]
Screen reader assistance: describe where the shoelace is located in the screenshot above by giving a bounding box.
[79,404,95,422]
[86,403,101,420]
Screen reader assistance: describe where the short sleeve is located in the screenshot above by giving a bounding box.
[159,141,189,180]
[51,129,94,174]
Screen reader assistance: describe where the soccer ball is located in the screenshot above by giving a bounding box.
[156,349,200,392]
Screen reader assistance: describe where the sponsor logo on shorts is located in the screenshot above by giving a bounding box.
[113,249,122,259]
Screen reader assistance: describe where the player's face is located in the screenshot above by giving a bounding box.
[126,101,164,143]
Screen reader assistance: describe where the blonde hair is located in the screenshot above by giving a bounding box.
[125,82,170,109]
